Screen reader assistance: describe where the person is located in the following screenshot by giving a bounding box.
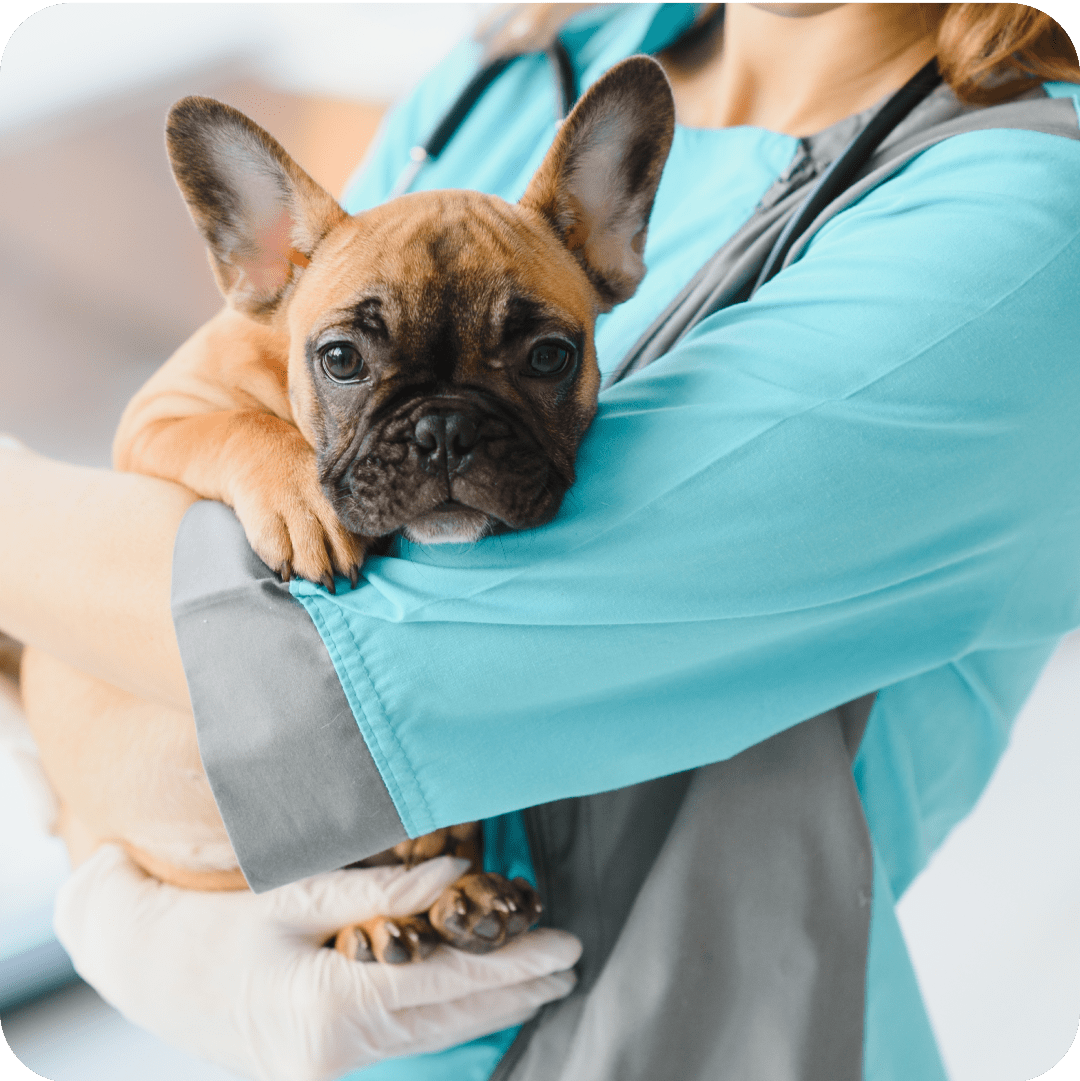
[3,3,1080,1079]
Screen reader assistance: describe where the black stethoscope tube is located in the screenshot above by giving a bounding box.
[753,58,943,291]
[388,7,725,199]
[389,42,578,198]
[549,39,579,120]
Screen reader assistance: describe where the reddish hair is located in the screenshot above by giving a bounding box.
[935,4,1080,103]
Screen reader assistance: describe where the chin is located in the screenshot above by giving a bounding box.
[401,505,495,545]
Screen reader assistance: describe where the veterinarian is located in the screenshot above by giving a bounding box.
[3,4,1080,1080]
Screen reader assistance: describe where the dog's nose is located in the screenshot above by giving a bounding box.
[413,412,479,472]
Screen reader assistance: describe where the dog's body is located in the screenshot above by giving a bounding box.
[23,57,675,965]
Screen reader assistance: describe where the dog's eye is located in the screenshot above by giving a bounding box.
[527,340,575,377]
[321,342,365,383]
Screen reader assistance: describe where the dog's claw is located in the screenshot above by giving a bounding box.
[362,914,440,963]
[279,561,293,582]
[348,565,360,589]
[334,925,374,963]
[319,571,336,594]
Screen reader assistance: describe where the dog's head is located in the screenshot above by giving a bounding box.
[166,57,674,543]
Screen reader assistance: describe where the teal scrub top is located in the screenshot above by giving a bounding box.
[296,6,1080,1079]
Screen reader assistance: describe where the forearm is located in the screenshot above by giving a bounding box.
[0,440,194,711]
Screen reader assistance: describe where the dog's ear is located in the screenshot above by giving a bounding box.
[166,97,347,319]
[520,56,675,311]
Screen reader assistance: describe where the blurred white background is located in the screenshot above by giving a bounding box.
[0,4,482,139]
[1,4,1079,1081]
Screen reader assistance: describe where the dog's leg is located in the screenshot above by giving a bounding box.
[119,410,364,591]
[21,648,243,886]
[427,873,543,955]
[113,307,367,590]
[336,828,467,963]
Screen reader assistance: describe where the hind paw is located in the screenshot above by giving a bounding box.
[429,873,542,954]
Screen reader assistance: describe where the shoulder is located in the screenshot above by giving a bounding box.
[648,106,1080,471]
[794,102,1080,317]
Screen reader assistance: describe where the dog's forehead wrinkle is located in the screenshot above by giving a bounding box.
[496,294,571,346]
[345,296,389,338]
[392,199,523,272]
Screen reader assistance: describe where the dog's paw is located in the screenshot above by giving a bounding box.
[335,915,441,965]
[388,829,456,868]
[230,451,367,591]
[429,873,542,954]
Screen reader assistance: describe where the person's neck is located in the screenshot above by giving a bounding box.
[661,4,941,137]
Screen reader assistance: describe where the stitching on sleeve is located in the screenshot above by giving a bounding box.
[297,592,436,837]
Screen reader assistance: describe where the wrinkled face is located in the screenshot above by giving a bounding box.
[286,190,602,544]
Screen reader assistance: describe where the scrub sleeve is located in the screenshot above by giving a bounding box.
[170,6,1080,1080]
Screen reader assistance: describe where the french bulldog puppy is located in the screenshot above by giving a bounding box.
[96,56,675,963]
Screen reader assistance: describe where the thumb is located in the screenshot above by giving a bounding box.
[258,856,471,933]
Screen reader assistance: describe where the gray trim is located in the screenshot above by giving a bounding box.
[499,709,874,1081]
[609,84,1080,383]
[780,88,1080,274]
[171,500,406,893]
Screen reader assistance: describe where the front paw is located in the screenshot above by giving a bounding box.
[429,873,542,954]
[335,915,441,965]
[232,468,367,592]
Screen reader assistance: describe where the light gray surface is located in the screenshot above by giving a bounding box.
[1,980,239,1081]
[0,943,75,1017]
[898,630,1080,1081]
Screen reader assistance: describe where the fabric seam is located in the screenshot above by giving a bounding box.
[294,591,434,837]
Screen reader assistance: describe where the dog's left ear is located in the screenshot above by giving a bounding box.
[166,97,347,319]
[520,55,675,312]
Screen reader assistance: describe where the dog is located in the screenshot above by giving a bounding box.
[32,55,675,965]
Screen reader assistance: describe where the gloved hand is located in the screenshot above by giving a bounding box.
[55,845,581,1081]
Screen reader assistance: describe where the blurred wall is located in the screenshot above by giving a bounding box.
[0,72,382,465]
[0,4,481,465]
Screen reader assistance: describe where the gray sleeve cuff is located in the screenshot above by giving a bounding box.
[171,500,407,892]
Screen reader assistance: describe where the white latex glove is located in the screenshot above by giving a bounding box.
[55,845,581,1081]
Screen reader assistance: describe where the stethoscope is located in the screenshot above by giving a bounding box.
[389,40,578,198]
[389,12,943,372]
